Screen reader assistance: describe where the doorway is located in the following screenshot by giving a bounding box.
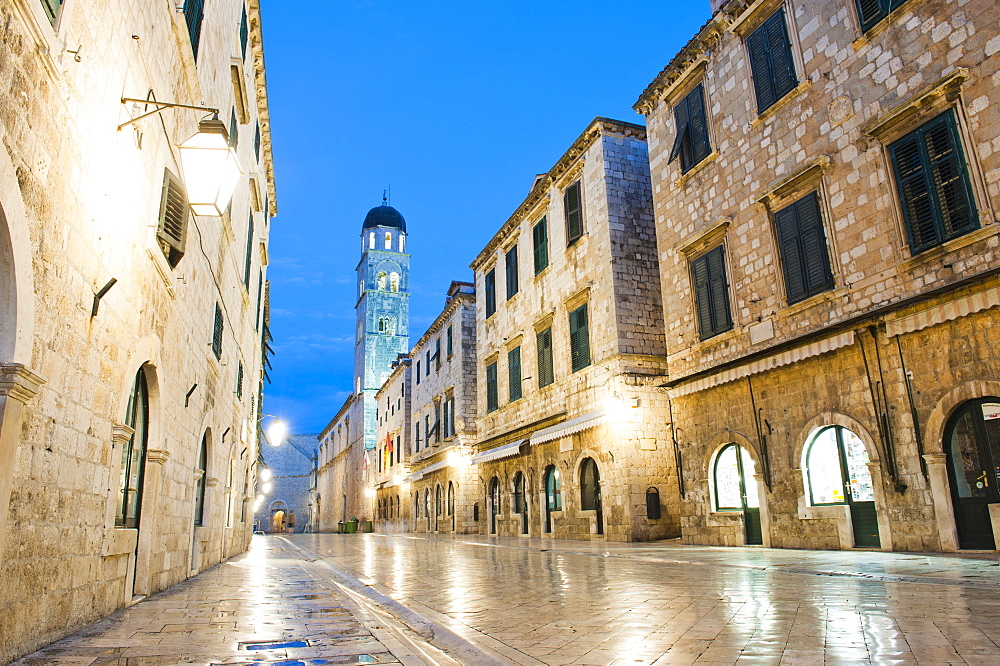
[713,444,762,545]
[945,399,1000,549]
[804,425,879,547]
[544,465,561,534]
[488,477,500,535]
[513,472,528,534]
[580,458,603,535]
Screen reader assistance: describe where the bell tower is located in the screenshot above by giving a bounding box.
[355,200,410,450]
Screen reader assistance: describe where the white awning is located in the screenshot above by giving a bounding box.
[471,439,528,465]
[669,331,855,399]
[418,459,448,475]
[530,409,606,445]
[885,285,1000,337]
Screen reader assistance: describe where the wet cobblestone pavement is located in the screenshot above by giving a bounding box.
[15,533,1000,665]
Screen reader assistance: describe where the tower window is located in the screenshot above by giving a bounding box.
[369,232,376,249]
[399,235,405,252]
[389,272,400,292]
[385,232,392,249]
[377,272,387,291]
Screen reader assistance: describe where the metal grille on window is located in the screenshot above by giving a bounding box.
[157,169,188,268]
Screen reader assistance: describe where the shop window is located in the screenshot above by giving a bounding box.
[713,444,758,511]
[580,458,599,511]
[513,472,525,513]
[646,488,661,520]
[692,245,732,340]
[805,426,875,506]
[774,192,834,304]
[544,465,562,511]
[670,83,712,172]
[889,110,978,255]
[747,8,798,114]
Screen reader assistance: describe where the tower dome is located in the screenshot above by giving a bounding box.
[362,205,406,233]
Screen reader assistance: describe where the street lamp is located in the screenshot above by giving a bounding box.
[266,420,287,447]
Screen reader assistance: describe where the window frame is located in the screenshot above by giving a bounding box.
[532,217,549,274]
[505,244,519,299]
[564,181,584,245]
[690,245,733,341]
[484,268,496,318]
[116,368,149,529]
[486,360,499,413]
[568,304,591,373]
[772,192,835,305]
[745,7,799,115]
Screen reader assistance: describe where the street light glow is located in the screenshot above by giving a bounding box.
[267,420,287,447]
[262,482,272,494]
[178,117,242,216]
[260,468,272,482]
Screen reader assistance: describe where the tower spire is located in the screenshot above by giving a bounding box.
[382,189,387,206]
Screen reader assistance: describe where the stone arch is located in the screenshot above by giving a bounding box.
[925,380,1000,455]
[571,448,606,486]
[0,143,37,364]
[794,412,882,468]
[705,435,771,546]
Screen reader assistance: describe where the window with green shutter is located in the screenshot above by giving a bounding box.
[569,305,591,373]
[486,361,499,413]
[746,9,798,114]
[40,0,62,23]
[889,111,978,255]
[691,246,733,340]
[774,192,834,304]
[244,214,254,289]
[537,327,554,388]
[254,122,261,162]
[447,325,453,357]
[484,269,496,317]
[533,217,549,274]
[855,0,907,32]
[157,169,188,269]
[505,245,519,299]
[669,83,712,172]
[508,346,522,403]
[236,361,244,399]
[240,5,249,59]
[212,303,224,359]
[229,109,239,148]
[564,181,583,244]
[184,0,206,60]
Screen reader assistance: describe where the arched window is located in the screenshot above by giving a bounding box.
[580,458,599,510]
[399,235,405,252]
[447,482,454,515]
[389,272,400,292]
[805,426,874,506]
[385,232,392,249]
[116,367,150,529]
[377,272,387,290]
[713,444,758,511]
[544,465,562,511]
[490,477,500,515]
[512,472,525,514]
[423,488,430,518]
[194,431,209,526]
[369,232,375,249]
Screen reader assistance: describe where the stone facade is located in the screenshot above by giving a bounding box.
[0,0,275,661]
[636,0,1000,551]
[256,433,316,533]
[469,118,678,543]
[315,395,368,530]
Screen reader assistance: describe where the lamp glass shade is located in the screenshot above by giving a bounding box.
[178,119,242,216]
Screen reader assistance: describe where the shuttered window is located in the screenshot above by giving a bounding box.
[486,361,499,413]
[564,181,583,244]
[746,9,798,114]
[889,111,978,255]
[157,169,188,268]
[40,0,62,23]
[254,122,262,162]
[484,269,496,317]
[569,305,591,373]
[184,0,206,60]
[669,83,712,172]
[508,346,522,403]
[774,192,834,304]
[229,109,239,148]
[692,246,733,340]
[212,303,224,359]
[244,215,254,288]
[537,327,554,388]
[855,0,907,32]
[236,361,244,399]
[447,325,453,356]
[505,245,519,299]
[435,338,441,369]
[533,217,549,274]
[240,5,249,59]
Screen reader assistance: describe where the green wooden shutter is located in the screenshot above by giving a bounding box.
[774,204,807,303]
[796,193,834,297]
[447,325,453,356]
[254,122,261,162]
[569,305,591,372]
[565,182,583,243]
[855,0,906,32]
[486,362,498,412]
[505,246,519,299]
[244,215,254,288]
[41,0,62,23]
[184,0,206,59]
[687,84,711,168]
[533,217,549,274]
[212,303,224,359]
[485,269,496,317]
[236,361,244,399]
[706,247,732,335]
[747,25,776,112]
[748,9,797,114]
[240,5,249,59]
[229,109,239,148]
[692,253,714,338]
[537,327,554,388]
[157,170,188,268]
[669,93,691,165]
[508,347,522,402]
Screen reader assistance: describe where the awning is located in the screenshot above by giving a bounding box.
[530,409,606,445]
[471,439,528,465]
[417,459,448,476]
[885,285,1000,337]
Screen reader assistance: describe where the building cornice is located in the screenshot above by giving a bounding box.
[319,394,356,438]
[248,1,278,217]
[470,117,646,271]
[411,291,475,354]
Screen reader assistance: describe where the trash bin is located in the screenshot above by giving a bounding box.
[346,518,359,534]
[363,521,373,533]
[337,521,345,534]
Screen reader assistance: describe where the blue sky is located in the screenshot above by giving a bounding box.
[261,1,711,434]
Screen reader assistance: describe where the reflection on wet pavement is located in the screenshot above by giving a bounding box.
[293,533,1000,665]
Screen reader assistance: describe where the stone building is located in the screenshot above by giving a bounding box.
[372,281,478,534]
[0,0,275,660]
[315,395,366,530]
[636,0,1000,551]
[256,433,316,533]
[469,118,677,542]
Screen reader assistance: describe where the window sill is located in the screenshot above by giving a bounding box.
[774,286,847,322]
[897,225,998,274]
[852,0,930,50]
[674,150,720,189]
[751,80,812,129]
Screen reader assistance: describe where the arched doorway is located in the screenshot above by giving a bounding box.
[435,485,442,532]
[713,444,762,545]
[193,431,209,527]
[513,472,528,534]
[580,458,603,535]
[116,368,150,530]
[945,398,1000,549]
[804,426,879,547]
[488,477,500,534]
[543,465,561,534]
[447,482,455,532]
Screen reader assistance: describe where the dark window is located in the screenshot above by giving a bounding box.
[425,349,431,374]
[446,396,455,437]
[184,0,206,59]
[505,245,519,299]
[236,361,244,399]
[889,110,979,255]
[669,83,712,172]
[433,401,441,443]
[212,303,224,359]
[40,0,62,24]
[435,338,441,370]
[580,458,600,511]
[508,346,522,403]
[774,192,834,304]
[194,433,209,526]
[484,269,496,317]
[416,360,421,384]
[537,327,554,388]
[855,0,907,32]
[157,170,188,269]
[244,214,254,288]
[544,466,562,512]
[564,181,583,244]
[692,246,733,340]
[240,5,249,59]
[569,305,591,373]
[447,325,453,357]
[254,122,261,162]
[746,9,798,114]
[415,422,421,451]
[255,270,263,330]
[532,217,549,274]
[116,368,149,529]
[486,361,498,413]
[229,109,239,148]
[646,488,662,520]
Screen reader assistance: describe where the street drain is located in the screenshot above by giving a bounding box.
[239,639,311,650]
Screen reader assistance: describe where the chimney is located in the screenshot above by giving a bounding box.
[710,0,726,12]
